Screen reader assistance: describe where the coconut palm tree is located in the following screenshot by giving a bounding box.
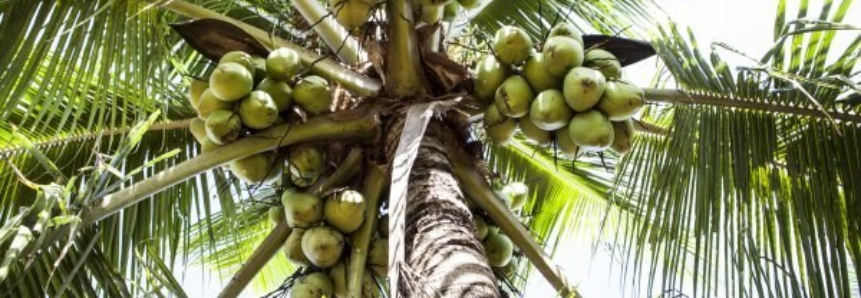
[0,0,858,298]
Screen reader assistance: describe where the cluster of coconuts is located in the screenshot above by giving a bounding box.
[463,181,529,271]
[269,189,387,298]
[475,23,645,157]
[186,48,336,185]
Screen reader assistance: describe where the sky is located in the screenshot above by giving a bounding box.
[180,0,861,297]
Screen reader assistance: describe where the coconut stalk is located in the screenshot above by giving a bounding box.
[83,115,380,226]
[218,148,366,298]
[449,148,581,298]
[385,0,429,96]
[147,0,381,97]
[291,0,367,65]
[346,164,386,298]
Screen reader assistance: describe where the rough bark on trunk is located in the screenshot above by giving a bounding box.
[402,122,500,298]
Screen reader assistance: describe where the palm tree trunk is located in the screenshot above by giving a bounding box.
[402,121,500,298]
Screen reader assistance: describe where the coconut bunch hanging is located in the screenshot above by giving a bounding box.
[475,23,646,158]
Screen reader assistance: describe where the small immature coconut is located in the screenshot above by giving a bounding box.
[494,75,534,118]
[229,153,280,184]
[584,49,622,80]
[290,272,334,298]
[554,128,580,158]
[529,89,573,131]
[205,110,242,145]
[483,103,517,145]
[331,0,372,29]
[567,110,614,151]
[474,217,489,240]
[282,191,324,228]
[269,206,286,225]
[294,76,333,115]
[219,51,255,74]
[329,261,348,298]
[377,215,389,238]
[501,182,529,211]
[238,90,279,129]
[302,226,345,268]
[610,119,635,154]
[457,0,480,9]
[473,55,510,101]
[196,89,234,120]
[519,117,552,145]
[563,67,607,112]
[597,81,645,121]
[367,238,388,276]
[287,145,327,187]
[542,36,584,77]
[483,232,514,267]
[523,54,562,93]
[188,79,209,109]
[547,23,583,45]
[284,229,312,267]
[493,26,533,65]
[324,190,366,233]
[267,48,302,81]
[209,62,254,102]
[443,2,459,21]
[189,118,207,143]
[256,78,293,112]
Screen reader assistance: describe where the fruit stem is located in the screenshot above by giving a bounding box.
[420,6,443,53]
[147,0,381,97]
[308,148,365,196]
[217,221,292,298]
[385,0,430,96]
[448,147,582,298]
[347,164,387,298]
[83,114,380,226]
[291,0,367,65]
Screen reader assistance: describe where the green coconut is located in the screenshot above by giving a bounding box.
[238,90,279,129]
[494,75,534,118]
[331,0,372,29]
[597,81,645,121]
[377,214,389,238]
[284,228,312,267]
[189,118,207,143]
[610,119,635,154]
[205,110,242,145]
[256,78,293,112]
[584,49,622,80]
[267,48,302,81]
[519,117,552,145]
[554,128,580,158]
[501,182,529,211]
[529,89,572,131]
[420,4,444,24]
[287,145,327,187]
[291,272,334,298]
[188,79,209,109]
[567,110,614,151]
[456,0,480,9]
[492,26,533,65]
[329,261,348,298]
[563,67,607,112]
[483,232,513,267]
[209,62,254,102]
[282,191,324,228]
[542,36,584,77]
[443,2,459,21]
[523,54,562,93]
[219,51,255,74]
[253,56,267,83]
[195,89,234,120]
[324,190,366,233]
[473,55,510,102]
[474,216,489,241]
[229,153,280,184]
[269,206,286,225]
[483,103,517,145]
[294,76,333,115]
[302,226,345,268]
[547,23,583,45]
[367,238,388,276]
